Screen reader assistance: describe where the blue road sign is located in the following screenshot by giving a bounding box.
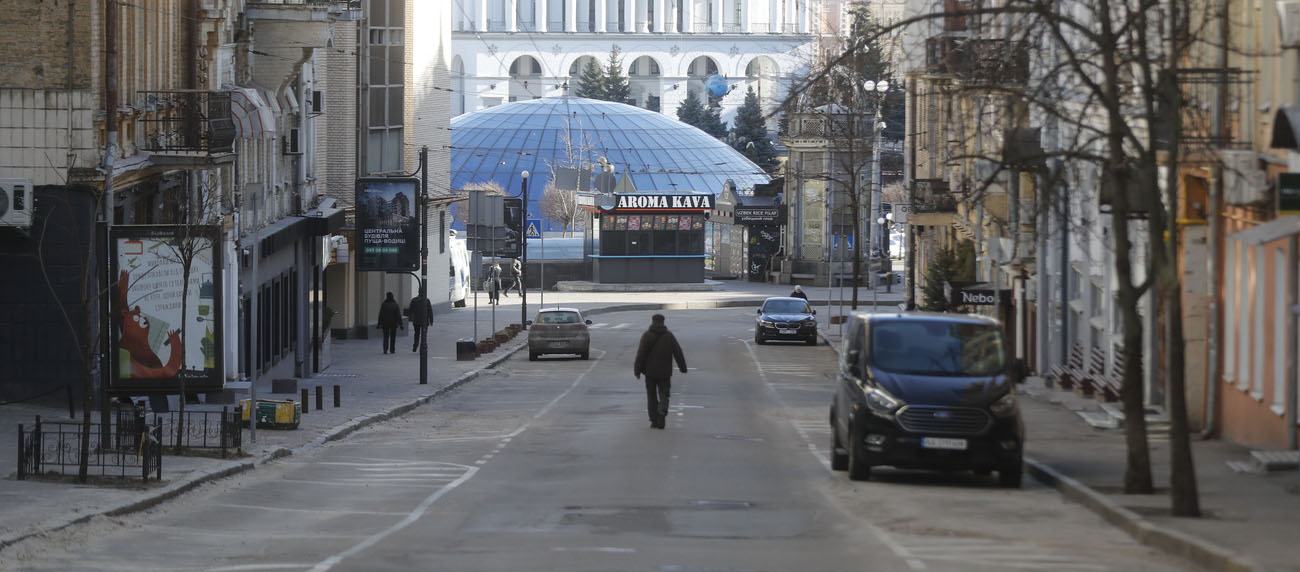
[832,234,854,250]
[525,218,543,239]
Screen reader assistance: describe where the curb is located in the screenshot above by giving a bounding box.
[1024,458,1258,572]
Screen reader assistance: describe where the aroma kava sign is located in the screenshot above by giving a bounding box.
[614,194,715,210]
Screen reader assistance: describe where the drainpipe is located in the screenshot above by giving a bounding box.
[1201,0,1229,439]
[1288,235,1298,449]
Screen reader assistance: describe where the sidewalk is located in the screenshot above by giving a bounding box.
[0,280,890,552]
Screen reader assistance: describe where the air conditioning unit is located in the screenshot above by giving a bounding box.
[283,128,302,155]
[0,178,33,228]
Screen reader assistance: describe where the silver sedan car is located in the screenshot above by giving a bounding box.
[528,308,592,360]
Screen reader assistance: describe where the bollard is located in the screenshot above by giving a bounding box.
[333,385,341,408]
[315,386,323,412]
[301,388,309,413]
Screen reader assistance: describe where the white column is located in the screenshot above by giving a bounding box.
[712,0,721,32]
[785,0,794,33]
[654,0,665,32]
[768,0,777,33]
[478,0,488,31]
[566,0,578,32]
[798,0,808,33]
[740,0,749,33]
[684,0,694,32]
[624,0,635,31]
[596,0,607,32]
[667,0,677,32]
[538,0,548,32]
[640,0,650,32]
[509,0,518,32]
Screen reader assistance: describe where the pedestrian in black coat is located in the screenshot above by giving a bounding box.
[407,294,433,352]
[790,285,808,299]
[633,314,687,429]
[377,292,402,354]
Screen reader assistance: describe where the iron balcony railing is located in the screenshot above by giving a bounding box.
[925,36,1029,86]
[138,90,236,154]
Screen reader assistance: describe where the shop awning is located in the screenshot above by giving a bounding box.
[227,86,276,140]
[1271,106,1300,149]
[304,198,346,237]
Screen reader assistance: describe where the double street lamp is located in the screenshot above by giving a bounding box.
[864,79,889,309]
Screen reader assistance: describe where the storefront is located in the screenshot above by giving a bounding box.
[590,192,716,283]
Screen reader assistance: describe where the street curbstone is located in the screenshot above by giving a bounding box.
[1025,457,1258,572]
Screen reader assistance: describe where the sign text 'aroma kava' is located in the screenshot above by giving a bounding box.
[615,194,715,210]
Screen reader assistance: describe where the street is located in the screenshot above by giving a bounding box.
[4,309,1188,571]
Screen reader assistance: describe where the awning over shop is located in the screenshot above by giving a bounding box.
[227,86,277,140]
[304,198,346,237]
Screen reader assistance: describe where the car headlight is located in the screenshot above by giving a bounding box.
[990,392,1018,417]
[803,318,817,325]
[759,320,775,327]
[864,385,903,419]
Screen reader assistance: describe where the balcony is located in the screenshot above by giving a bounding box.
[925,36,1029,87]
[914,179,957,213]
[245,0,358,22]
[138,90,236,165]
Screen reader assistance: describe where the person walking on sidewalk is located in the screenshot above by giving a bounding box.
[407,293,433,352]
[633,314,687,429]
[486,263,502,304]
[790,285,807,300]
[377,292,402,354]
[502,258,523,296]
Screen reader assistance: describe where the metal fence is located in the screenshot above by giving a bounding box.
[17,416,162,482]
[140,407,242,457]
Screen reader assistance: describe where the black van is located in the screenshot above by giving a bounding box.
[829,313,1025,487]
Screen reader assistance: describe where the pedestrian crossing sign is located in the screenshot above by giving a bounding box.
[525,219,542,239]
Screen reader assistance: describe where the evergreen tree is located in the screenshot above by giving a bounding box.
[921,247,959,312]
[603,45,631,104]
[730,87,778,173]
[699,105,729,139]
[676,89,704,125]
[574,58,606,100]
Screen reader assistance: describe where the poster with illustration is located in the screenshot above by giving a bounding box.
[355,177,419,272]
[111,225,224,392]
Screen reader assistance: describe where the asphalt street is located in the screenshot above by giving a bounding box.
[5,309,1189,572]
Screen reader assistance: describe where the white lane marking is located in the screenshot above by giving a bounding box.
[213,503,408,516]
[741,338,925,571]
[610,323,630,329]
[207,565,316,571]
[533,350,605,419]
[551,547,636,553]
[588,323,609,329]
[308,468,479,572]
[279,479,439,489]
[318,461,463,468]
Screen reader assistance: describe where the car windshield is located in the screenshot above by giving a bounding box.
[538,311,581,324]
[762,299,811,314]
[869,320,1005,376]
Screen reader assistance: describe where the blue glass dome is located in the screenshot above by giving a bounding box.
[450,97,770,229]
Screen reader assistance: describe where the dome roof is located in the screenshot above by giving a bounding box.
[450,97,770,227]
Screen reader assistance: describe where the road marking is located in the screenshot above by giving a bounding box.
[533,350,605,419]
[279,479,440,489]
[588,323,609,328]
[213,503,408,517]
[551,547,637,553]
[207,565,316,571]
[610,322,630,329]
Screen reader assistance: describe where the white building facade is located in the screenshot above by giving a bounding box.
[450,0,820,127]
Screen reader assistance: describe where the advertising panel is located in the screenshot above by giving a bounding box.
[734,206,785,225]
[111,225,224,392]
[356,177,420,272]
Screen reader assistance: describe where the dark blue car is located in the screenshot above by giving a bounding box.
[754,297,818,346]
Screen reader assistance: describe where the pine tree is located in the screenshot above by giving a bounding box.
[699,105,729,139]
[921,247,959,311]
[676,89,704,125]
[603,45,631,104]
[574,58,606,100]
[730,87,777,173]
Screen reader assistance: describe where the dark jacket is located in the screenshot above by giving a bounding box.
[378,298,402,329]
[790,289,808,299]
[407,296,433,326]
[634,324,687,379]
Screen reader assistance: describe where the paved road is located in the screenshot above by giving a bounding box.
[4,309,1190,571]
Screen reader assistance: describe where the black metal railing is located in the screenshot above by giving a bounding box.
[925,36,1029,86]
[138,90,236,154]
[17,415,162,482]
[146,407,242,456]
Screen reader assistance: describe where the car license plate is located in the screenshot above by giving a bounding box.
[778,328,796,334]
[921,437,968,450]
[550,342,569,348]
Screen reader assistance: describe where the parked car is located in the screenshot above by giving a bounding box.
[829,312,1026,487]
[755,297,818,345]
[528,308,591,360]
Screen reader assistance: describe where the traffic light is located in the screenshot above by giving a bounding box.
[501,197,522,258]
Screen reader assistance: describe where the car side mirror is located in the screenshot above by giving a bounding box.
[756,308,762,314]
[585,320,592,325]
[525,320,533,326]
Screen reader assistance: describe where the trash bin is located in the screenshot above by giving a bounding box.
[239,398,301,429]
[456,339,478,361]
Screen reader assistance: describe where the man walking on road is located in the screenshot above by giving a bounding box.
[789,285,807,300]
[633,314,687,429]
[407,293,433,352]
[377,292,402,354]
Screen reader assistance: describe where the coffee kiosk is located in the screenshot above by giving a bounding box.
[589,192,716,283]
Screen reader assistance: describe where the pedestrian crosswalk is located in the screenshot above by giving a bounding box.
[587,322,633,329]
[290,459,475,488]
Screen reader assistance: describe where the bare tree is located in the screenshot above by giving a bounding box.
[539,184,581,237]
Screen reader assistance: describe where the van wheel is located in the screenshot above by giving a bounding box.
[755,331,765,345]
[580,351,589,360]
[847,423,872,481]
[998,458,1023,488]
[529,352,538,361]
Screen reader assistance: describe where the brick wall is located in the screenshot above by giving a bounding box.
[322,22,358,206]
[0,0,94,90]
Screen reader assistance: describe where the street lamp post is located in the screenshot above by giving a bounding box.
[520,170,529,330]
[418,146,428,385]
[863,79,889,312]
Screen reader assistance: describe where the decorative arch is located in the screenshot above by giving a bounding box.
[627,55,664,112]
[508,55,543,102]
[683,55,723,107]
